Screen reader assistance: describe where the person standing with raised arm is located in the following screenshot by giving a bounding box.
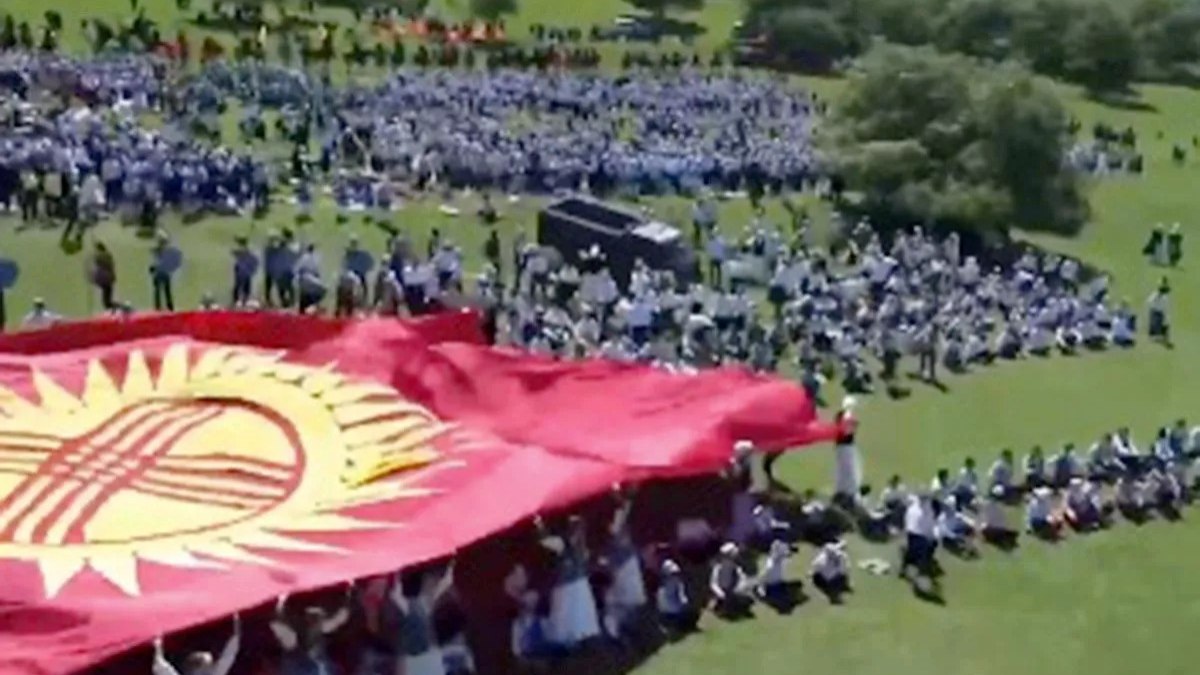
[153,613,240,675]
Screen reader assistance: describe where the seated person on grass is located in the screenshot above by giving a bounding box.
[936,496,978,557]
[1064,478,1104,532]
[1025,486,1063,539]
[810,540,851,604]
[989,449,1017,500]
[709,543,753,617]
[656,559,698,635]
[980,486,1019,548]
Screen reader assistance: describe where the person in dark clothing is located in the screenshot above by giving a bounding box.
[150,233,175,311]
[90,241,116,310]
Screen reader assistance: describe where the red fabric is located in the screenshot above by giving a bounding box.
[0,312,835,674]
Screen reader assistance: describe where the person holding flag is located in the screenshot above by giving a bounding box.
[601,485,647,641]
[270,587,353,675]
[390,563,456,675]
[153,614,240,675]
[536,514,602,650]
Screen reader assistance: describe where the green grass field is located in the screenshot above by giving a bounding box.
[6,1,1200,674]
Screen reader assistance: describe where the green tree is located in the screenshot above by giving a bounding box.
[762,7,850,68]
[935,0,1017,60]
[469,0,517,21]
[1064,2,1139,93]
[1013,0,1076,76]
[1131,0,1200,75]
[825,44,1087,238]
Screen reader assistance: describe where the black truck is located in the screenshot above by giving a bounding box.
[537,196,698,289]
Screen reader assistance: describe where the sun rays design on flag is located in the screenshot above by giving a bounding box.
[0,345,459,599]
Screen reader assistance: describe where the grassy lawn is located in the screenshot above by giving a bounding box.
[5,2,1200,675]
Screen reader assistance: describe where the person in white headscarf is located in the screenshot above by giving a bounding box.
[537,515,601,648]
[833,397,862,504]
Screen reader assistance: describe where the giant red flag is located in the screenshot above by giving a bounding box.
[0,312,835,674]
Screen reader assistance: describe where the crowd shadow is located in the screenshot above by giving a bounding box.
[1088,91,1160,113]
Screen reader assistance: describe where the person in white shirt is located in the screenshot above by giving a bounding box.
[153,615,240,675]
[22,298,60,330]
[709,542,753,617]
[937,496,978,557]
[989,449,1016,500]
[833,396,863,503]
[1087,434,1125,482]
[1063,478,1102,532]
[537,515,601,648]
[810,540,850,604]
[901,494,938,578]
[1025,487,1062,539]
[755,538,797,607]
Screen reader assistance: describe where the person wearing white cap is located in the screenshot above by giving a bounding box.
[810,540,850,603]
[656,559,698,633]
[709,542,753,617]
[1025,486,1062,539]
[537,515,601,649]
[833,396,862,504]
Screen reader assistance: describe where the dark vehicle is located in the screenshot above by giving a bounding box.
[537,196,698,288]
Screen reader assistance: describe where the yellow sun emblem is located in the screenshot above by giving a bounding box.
[0,345,453,598]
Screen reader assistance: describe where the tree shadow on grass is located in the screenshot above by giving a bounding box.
[1087,91,1159,113]
[620,13,707,41]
